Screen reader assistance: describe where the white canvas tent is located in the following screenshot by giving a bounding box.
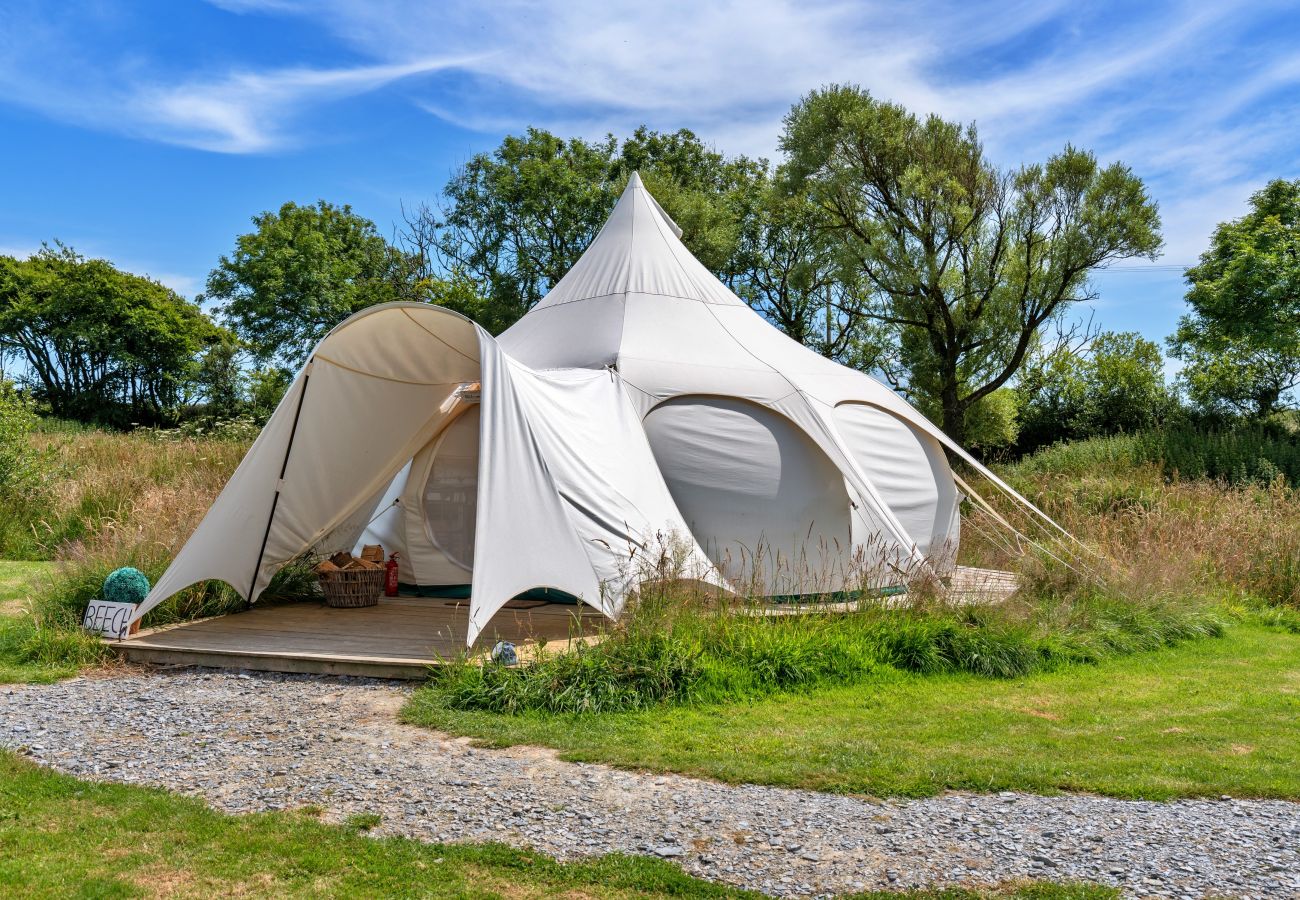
[133,174,1043,645]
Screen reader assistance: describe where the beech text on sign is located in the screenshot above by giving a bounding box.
[83,601,137,640]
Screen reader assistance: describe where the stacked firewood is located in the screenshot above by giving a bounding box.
[313,546,384,576]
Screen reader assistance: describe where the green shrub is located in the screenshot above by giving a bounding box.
[1012,425,1300,487]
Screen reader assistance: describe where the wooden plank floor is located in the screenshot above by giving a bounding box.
[112,568,1018,679]
[113,596,607,679]
[747,566,1019,615]
[947,565,1020,604]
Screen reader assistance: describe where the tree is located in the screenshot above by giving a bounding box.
[1016,329,1174,451]
[779,85,1163,445]
[0,245,222,426]
[191,331,246,420]
[205,201,414,367]
[408,127,772,334]
[246,367,292,422]
[1170,178,1300,419]
[408,129,623,333]
[728,190,870,360]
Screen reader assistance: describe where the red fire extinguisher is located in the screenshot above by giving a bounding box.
[384,552,400,597]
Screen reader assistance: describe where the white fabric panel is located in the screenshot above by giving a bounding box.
[806,368,1071,544]
[254,360,461,596]
[323,304,480,385]
[466,336,604,644]
[507,365,718,602]
[769,392,925,571]
[497,296,624,370]
[132,373,305,618]
[832,403,960,564]
[354,464,409,565]
[643,397,852,594]
[620,357,794,406]
[320,467,398,559]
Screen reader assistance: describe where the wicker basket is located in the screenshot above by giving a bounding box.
[318,567,383,608]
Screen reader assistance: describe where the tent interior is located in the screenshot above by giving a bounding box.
[125,173,1052,667]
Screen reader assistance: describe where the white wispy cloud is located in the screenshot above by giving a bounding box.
[125,56,479,153]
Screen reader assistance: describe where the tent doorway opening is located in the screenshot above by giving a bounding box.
[420,405,479,572]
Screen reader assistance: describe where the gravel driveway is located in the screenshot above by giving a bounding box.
[2,669,1297,898]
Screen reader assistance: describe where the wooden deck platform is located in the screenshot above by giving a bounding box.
[111,567,1018,680]
[947,565,1020,604]
[112,595,606,679]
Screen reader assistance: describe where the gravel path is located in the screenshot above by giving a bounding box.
[2,669,1297,898]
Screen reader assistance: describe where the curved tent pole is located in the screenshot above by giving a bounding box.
[248,360,313,600]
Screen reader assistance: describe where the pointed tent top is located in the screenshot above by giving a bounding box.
[625,171,683,238]
[518,170,738,315]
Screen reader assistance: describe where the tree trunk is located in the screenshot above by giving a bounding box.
[940,378,965,447]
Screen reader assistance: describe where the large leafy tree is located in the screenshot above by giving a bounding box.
[0,245,223,426]
[780,85,1162,445]
[728,191,869,360]
[404,129,618,333]
[205,201,415,367]
[1170,178,1300,419]
[409,127,783,334]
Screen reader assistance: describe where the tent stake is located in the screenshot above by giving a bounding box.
[248,365,312,601]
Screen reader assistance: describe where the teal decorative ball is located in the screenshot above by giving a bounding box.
[103,567,150,605]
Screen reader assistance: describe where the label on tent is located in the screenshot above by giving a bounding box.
[83,601,137,640]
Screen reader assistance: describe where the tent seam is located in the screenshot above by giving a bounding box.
[312,354,467,386]
[399,307,481,365]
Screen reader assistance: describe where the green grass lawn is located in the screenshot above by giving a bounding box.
[0,559,52,611]
[407,623,1300,801]
[0,751,1112,900]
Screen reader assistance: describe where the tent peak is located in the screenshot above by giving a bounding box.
[617,170,682,239]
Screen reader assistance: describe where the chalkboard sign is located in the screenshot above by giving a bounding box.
[83,601,137,640]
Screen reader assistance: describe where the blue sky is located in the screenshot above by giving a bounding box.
[1,0,1298,350]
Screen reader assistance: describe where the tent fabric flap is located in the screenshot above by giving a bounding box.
[132,372,306,619]
[465,335,605,644]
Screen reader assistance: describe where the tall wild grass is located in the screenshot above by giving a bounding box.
[0,426,248,561]
[974,452,1300,610]
[0,425,297,639]
[417,575,1225,715]
[5,419,1295,693]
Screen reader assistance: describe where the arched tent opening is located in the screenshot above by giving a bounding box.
[130,303,486,619]
[643,396,853,595]
[376,404,482,589]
